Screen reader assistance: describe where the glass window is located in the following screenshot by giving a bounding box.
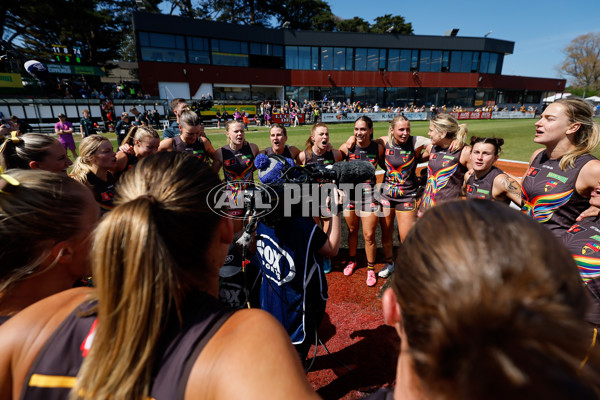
[379,49,386,70]
[367,48,379,71]
[479,52,490,73]
[286,46,298,69]
[346,48,353,70]
[321,47,332,70]
[450,51,462,72]
[442,51,450,72]
[461,51,472,73]
[311,47,319,70]
[139,32,150,46]
[488,53,499,74]
[273,45,283,57]
[188,37,208,51]
[419,50,431,72]
[250,43,262,55]
[333,47,345,70]
[187,37,210,65]
[388,49,400,71]
[355,48,367,71]
[299,46,311,70]
[471,52,479,72]
[399,49,411,71]
[410,50,419,71]
[212,39,248,67]
[431,50,442,72]
[148,33,185,49]
[140,48,186,63]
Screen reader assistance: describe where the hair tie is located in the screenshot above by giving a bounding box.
[138,194,158,206]
[0,167,20,194]
[0,132,21,153]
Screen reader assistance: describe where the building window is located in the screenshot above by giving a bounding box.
[379,49,386,70]
[410,50,419,71]
[321,47,333,70]
[431,50,442,72]
[187,37,210,65]
[286,46,298,69]
[139,32,186,63]
[488,53,499,74]
[311,47,319,70]
[367,48,379,71]
[479,52,490,73]
[333,47,346,70]
[419,50,431,72]
[249,42,284,68]
[442,51,450,72]
[299,46,311,70]
[450,51,462,72]
[388,49,400,71]
[355,48,367,71]
[345,48,353,70]
[471,52,479,73]
[211,39,248,67]
[460,51,472,73]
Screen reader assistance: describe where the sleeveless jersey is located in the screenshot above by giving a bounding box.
[419,145,467,213]
[381,137,418,199]
[264,145,293,160]
[114,152,138,181]
[562,219,600,325]
[256,217,327,345]
[521,152,596,236]
[347,141,380,186]
[86,171,114,214]
[303,149,336,165]
[172,135,207,163]
[221,143,255,193]
[465,166,505,201]
[20,293,232,400]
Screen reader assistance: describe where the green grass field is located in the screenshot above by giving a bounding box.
[84,117,600,166]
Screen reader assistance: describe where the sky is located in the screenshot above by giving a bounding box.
[326,0,599,82]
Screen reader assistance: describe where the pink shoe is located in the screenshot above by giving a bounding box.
[343,261,357,276]
[366,270,377,287]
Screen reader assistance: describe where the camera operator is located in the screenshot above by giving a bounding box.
[253,154,344,361]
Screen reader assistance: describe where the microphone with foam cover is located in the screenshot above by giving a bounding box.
[329,161,375,183]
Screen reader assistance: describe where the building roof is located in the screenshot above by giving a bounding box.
[132,12,514,54]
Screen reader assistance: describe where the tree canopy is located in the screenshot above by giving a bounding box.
[559,32,600,96]
[0,0,413,66]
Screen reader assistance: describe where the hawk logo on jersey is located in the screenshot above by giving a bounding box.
[466,185,474,193]
[349,154,357,160]
[430,154,438,160]
[224,159,234,167]
[385,149,394,156]
[256,234,295,286]
[544,180,558,192]
[582,242,600,255]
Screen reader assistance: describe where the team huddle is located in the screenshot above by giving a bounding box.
[0,97,599,399]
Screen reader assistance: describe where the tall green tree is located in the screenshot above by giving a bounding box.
[336,17,370,33]
[268,0,335,31]
[196,0,272,26]
[559,32,600,97]
[370,14,413,34]
[2,0,160,65]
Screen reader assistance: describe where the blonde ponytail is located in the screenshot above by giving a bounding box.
[555,98,600,170]
[431,114,467,149]
[72,153,222,400]
[70,135,109,186]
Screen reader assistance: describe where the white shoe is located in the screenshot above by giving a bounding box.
[378,263,394,278]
